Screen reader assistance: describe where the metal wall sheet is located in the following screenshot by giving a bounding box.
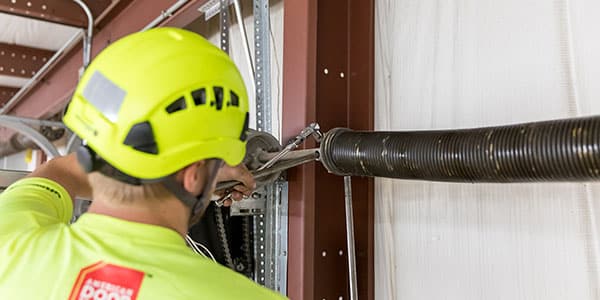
[375,0,600,299]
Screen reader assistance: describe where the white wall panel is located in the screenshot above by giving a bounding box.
[0,12,78,51]
[375,1,600,299]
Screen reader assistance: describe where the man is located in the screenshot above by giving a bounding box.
[0,28,286,299]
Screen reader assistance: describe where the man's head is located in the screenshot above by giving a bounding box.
[63,28,249,216]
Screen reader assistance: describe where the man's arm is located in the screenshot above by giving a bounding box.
[28,153,92,201]
[0,154,86,233]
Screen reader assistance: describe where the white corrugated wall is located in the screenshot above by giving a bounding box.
[375,1,600,299]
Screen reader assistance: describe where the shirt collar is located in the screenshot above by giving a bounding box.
[72,213,187,246]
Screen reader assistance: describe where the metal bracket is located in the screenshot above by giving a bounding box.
[230,187,267,216]
[199,0,234,20]
[254,0,271,132]
[252,0,272,288]
[264,180,288,294]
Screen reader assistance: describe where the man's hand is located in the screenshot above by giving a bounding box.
[214,164,256,207]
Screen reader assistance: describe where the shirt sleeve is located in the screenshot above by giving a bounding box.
[0,177,73,239]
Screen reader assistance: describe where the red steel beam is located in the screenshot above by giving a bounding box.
[2,0,210,140]
[282,0,318,299]
[96,0,135,29]
[0,0,111,27]
[0,86,18,106]
[0,42,54,78]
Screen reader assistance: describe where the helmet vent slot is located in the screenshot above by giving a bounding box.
[229,91,239,107]
[123,121,158,154]
[165,96,187,114]
[192,88,206,106]
[212,86,224,110]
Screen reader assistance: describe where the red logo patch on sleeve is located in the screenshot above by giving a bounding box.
[69,261,145,300]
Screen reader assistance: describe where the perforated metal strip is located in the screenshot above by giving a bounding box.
[253,0,278,289]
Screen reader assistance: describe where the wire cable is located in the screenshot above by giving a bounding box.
[185,234,217,262]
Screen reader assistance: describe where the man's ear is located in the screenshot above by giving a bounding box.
[181,161,206,195]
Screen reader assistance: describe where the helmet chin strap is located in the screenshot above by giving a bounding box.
[162,159,224,227]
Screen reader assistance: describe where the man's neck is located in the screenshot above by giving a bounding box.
[87,196,190,237]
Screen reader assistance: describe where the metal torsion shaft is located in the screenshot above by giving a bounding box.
[320,116,600,182]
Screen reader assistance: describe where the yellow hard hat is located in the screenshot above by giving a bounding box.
[64,27,249,180]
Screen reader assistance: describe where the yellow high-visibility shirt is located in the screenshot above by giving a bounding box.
[0,177,286,300]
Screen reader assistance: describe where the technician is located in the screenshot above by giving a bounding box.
[0,27,286,299]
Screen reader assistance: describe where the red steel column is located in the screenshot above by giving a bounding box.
[283,0,374,299]
[348,0,375,298]
[282,0,318,299]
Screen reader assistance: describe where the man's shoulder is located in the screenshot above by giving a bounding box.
[0,177,73,242]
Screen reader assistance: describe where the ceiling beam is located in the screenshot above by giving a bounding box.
[0,86,19,106]
[0,0,112,27]
[0,42,54,78]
